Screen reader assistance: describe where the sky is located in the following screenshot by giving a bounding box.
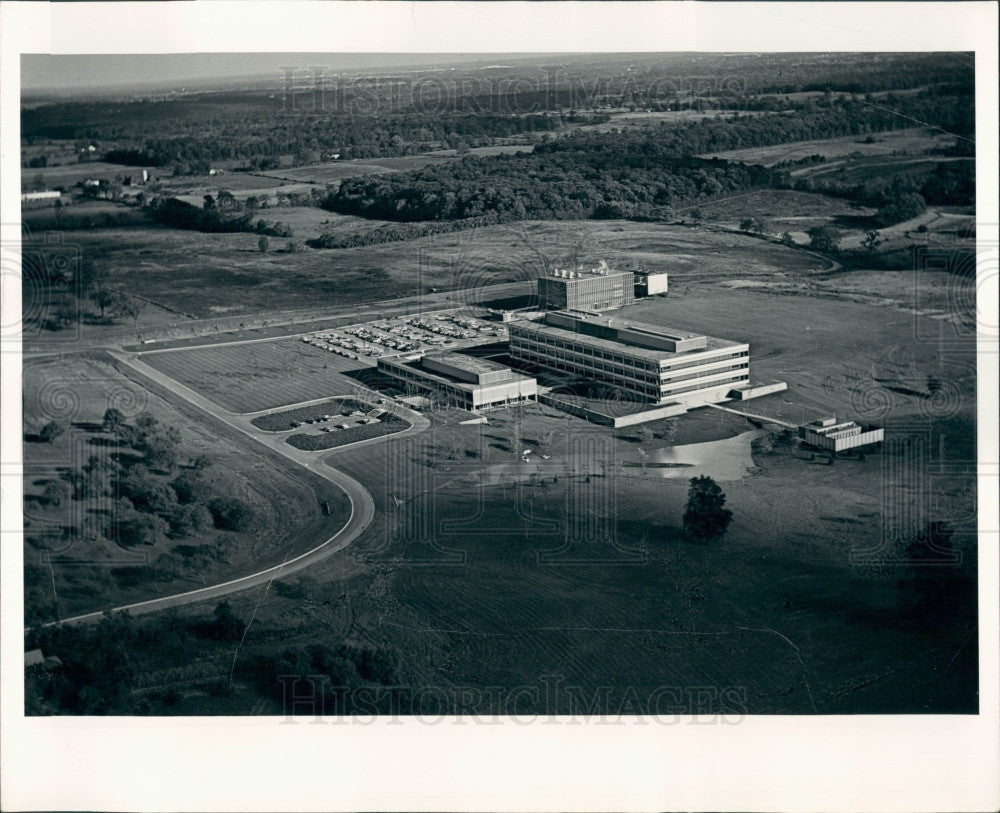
[21,53,553,93]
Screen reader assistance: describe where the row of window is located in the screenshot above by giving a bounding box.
[661,373,749,398]
[512,347,658,397]
[659,349,749,373]
[660,362,749,386]
[510,333,658,374]
[512,346,659,392]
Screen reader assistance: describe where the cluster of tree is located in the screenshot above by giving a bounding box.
[803,161,973,226]
[535,91,973,160]
[322,150,779,223]
[739,217,770,234]
[772,154,828,169]
[804,174,930,229]
[307,213,502,249]
[103,148,166,167]
[24,601,401,715]
[242,642,399,714]
[24,602,246,714]
[35,420,65,444]
[915,160,975,206]
[56,408,255,548]
[21,54,970,174]
[25,611,138,714]
[25,254,146,333]
[148,197,292,237]
[23,94,567,168]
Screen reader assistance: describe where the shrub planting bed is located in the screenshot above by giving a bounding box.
[251,397,370,432]
[285,416,411,451]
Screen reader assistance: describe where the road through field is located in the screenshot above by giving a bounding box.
[33,350,429,629]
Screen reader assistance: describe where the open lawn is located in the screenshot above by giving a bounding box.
[254,154,456,185]
[21,160,164,190]
[22,200,151,230]
[685,189,876,232]
[575,109,782,133]
[226,327,976,714]
[620,288,976,425]
[22,354,351,622]
[142,339,373,413]
[21,220,829,320]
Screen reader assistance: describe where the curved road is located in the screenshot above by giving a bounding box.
[38,465,374,627]
[31,349,430,630]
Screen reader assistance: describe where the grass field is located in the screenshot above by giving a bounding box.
[22,200,151,230]
[220,344,976,714]
[254,155,456,185]
[22,354,351,621]
[22,220,829,320]
[685,189,876,231]
[701,126,956,166]
[21,160,163,190]
[574,109,782,133]
[142,339,373,413]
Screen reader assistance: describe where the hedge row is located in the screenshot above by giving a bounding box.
[285,417,411,451]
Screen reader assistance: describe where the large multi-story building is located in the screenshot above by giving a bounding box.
[508,310,751,406]
[537,263,635,311]
[377,351,537,411]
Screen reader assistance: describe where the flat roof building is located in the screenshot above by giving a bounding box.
[508,310,750,406]
[635,270,669,297]
[798,417,884,451]
[538,262,634,311]
[378,352,537,411]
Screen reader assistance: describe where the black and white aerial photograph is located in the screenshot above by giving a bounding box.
[2,3,998,812]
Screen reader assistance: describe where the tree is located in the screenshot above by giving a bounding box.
[39,421,65,443]
[42,480,68,507]
[682,475,733,540]
[861,228,882,253]
[739,217,755,232]
[169,503,214,537]
[101,407,126,435]
[116,296,146,326]
[258,234,269,254]
[119,465,177,515]
[143,426,181,472]
[48,298,79,331]
[209,601,246,641]
[191,454,214,471]
[89,288,121,320]
[170,470,207,504]
[114,508,169,548]
[806,225,841,253]
[208,496,255,531]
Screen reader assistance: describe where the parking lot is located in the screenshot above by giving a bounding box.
[300,311,508,360]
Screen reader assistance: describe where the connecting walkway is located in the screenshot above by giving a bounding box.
[707,402,797,429]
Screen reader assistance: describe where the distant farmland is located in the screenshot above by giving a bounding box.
[701,126,956,166]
